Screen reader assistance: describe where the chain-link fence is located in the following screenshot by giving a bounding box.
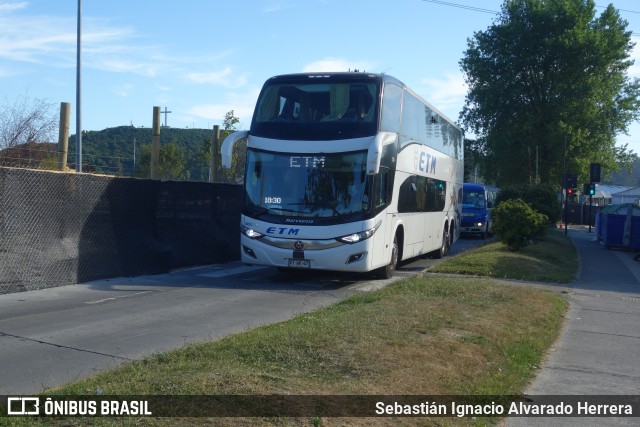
[0,167,242,295]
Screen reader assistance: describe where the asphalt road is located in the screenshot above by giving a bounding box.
[0,236,482,395]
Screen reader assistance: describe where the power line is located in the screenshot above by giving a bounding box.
[424,0,640,16]
[597,6,640,14]
[421,0,497,14]
[422,0,640,35]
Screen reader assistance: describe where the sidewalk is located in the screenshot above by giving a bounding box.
[507,227,640,426]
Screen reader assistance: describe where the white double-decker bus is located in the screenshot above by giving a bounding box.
[222,72,463,278]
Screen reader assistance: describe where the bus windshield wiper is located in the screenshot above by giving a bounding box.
[267,206,304,215]
[288,202,347,220]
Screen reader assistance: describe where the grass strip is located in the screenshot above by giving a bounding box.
[430,231,577,283]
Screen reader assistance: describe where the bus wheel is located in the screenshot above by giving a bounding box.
[376,234,399,279]
[434,226,449,259]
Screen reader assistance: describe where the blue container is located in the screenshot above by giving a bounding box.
[600,204,640,249]
[601,214,625,247]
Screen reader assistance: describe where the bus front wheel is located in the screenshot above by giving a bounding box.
[376,234,399,279]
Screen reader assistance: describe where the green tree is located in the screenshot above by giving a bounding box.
[464,137,491,183]
[492,198,548,251]
[460,0,640,187]
[219,110,246,184]
[135,142,187,180]
[223,109,240,132]
[496,183,561,225]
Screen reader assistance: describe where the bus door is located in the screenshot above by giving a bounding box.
[397,175,425,258]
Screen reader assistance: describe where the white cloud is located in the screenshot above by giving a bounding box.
[0,12,141,69]
[263,1,293,14]
[420,72,468,118]
[302,58,376,73]
[113,84,134,97]
[186,87,261,128]
[95,58,159,77]
[0,2,27,13]
[186,67,248,88]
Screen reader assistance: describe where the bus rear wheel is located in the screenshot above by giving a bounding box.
[434,226,449,259]
[376,234,399,279]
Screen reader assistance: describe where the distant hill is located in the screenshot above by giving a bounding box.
[67,126,216,177]
[605,160,640,187]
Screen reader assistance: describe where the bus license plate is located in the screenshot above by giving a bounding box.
[288,259,310,269]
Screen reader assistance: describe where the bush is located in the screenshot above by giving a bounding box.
[492,198,548,251]
[496,184,560,225]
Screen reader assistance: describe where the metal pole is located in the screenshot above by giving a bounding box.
[563,136,567,235]
[589,194,593,233]
[210,125,219,183]
[151,106,160,179]
[133,137,137,174]
[75,0,82,172]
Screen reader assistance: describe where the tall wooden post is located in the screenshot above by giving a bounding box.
[151,106,160,179]
[58,102,70,171]
[210,125,220,183]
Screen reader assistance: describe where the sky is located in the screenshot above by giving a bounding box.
[2,0,640,154]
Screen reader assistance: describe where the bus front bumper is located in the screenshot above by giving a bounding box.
[239,234,375,273]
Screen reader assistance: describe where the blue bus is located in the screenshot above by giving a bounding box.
[461,183,499,239]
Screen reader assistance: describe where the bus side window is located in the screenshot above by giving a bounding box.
[375,171,388,208]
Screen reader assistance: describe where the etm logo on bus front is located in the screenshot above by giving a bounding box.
[266,227,300,236]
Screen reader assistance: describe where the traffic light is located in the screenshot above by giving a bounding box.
[588,182,596,196]
[563,173,577,189]
[590,163,601,183]
[567,187,574,197]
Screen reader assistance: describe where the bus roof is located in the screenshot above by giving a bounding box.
[464,183,499,191]
[262,72,461,131]
[265,72,399,85]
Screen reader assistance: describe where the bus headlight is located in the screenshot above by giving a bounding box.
[337,221,381,244]
[241,225,264,239]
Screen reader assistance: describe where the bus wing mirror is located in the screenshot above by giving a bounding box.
[221,130,249,169]
[367,132,396,175]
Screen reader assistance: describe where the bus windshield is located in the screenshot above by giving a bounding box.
[244,149,371,222]
[462,190,486,209]
[250,77,380,140]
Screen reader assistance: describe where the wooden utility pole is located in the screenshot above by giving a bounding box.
[151,106,160,179]
[58,102,70,171]
[210,125,220,183]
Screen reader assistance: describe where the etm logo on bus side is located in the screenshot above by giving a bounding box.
[417,151,437,175]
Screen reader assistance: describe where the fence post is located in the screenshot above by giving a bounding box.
[151,106,160,179]
[210,125,220,183]
[58,102,70,171]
